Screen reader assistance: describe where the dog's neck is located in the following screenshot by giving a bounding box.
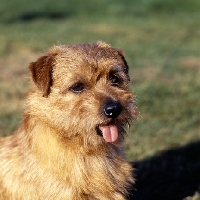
[23,115,124,175]
[12,114,133,199]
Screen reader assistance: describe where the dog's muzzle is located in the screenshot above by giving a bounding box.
[95,101,122,143]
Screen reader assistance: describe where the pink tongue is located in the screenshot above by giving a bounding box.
[99,125,118,143]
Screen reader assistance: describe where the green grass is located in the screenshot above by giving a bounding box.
[0,0,200,198]
[1,0,200,159]
[0,0,200,155]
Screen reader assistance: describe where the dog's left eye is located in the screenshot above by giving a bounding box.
[69,82,85,93]
[110,74,121,86]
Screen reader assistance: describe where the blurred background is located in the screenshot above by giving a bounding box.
[0,0,200,199]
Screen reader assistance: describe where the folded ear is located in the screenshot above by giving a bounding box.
[29,55,55,97]
[115,48,129,79]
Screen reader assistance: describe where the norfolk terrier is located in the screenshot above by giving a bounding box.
[0,42,137,200]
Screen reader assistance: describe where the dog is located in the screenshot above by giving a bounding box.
[0,41,137,200]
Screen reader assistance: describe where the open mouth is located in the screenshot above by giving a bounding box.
[96,124,119,143]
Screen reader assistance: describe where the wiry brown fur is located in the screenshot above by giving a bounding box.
[0,42,137,200]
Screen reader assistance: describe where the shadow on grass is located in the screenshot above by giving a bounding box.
[19,12,67,22]
[129,141,200,200]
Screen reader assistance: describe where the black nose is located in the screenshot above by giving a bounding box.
[103,101,122,119]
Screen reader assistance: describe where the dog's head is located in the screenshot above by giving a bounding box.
[28,42,137,146]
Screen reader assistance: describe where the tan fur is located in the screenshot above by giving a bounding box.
[0,42,137,200]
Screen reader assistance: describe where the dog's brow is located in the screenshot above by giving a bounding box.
[111,65,126,73]
[110,65,130,81]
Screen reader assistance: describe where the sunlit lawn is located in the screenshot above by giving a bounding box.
[0,0,200,163]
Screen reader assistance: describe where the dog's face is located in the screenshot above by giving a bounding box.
[28,42,137,146]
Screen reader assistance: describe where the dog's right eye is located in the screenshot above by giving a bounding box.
[109,74,122,87]
[69,82,85,93]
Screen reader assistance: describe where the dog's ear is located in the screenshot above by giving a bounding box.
[29,55,55,97]
[115,49,129,79]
